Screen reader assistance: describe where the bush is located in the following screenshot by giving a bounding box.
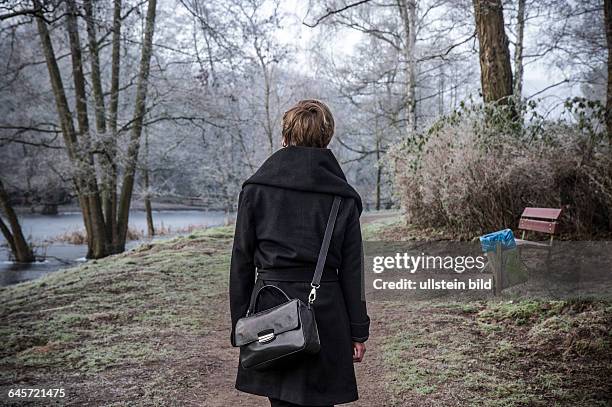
[390,99,612,239]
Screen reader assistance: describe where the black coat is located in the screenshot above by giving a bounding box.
[229,146,370,406]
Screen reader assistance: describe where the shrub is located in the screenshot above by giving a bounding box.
[390,99,612,239]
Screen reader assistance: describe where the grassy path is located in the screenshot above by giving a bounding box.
[1,223,610,406]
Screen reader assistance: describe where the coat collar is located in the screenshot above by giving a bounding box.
[243,146,363,213]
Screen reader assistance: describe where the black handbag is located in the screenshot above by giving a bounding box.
[232,196,342,370]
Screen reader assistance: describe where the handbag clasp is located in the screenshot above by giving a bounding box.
[258,332,275,343]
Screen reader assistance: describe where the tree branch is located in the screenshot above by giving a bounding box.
[303,0,373,28]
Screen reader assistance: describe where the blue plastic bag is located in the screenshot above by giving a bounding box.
[479,228,516,253]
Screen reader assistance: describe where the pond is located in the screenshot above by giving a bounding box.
[0,209,228,286]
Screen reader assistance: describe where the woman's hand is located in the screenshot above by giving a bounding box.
[352,342,366,363]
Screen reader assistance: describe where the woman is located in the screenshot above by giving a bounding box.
[229,99,370,407]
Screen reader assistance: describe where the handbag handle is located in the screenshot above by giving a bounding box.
[308,196,342,304]
[246,284,292,316]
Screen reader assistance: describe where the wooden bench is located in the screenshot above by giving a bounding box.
[515,207,563,248]
[515,207,563,281]
[489,207,562,295]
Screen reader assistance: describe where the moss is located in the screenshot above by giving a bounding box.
[478,300,566,325]
[486,339,520,361]
[383,299,611,406]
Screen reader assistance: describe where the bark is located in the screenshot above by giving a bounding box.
[0,217,16,257]
[398,0,417,132]
[473,0,514,104]
[65,1,89,139]
[34,9,78,157]
[65,0,108,258]
[84,0,120,251]
[83,0,107,134]
[0,178,34,262]
[513,0,525,102]
[116,0,158,249]
[254,40,274,154]
[35,5,94,258]
[263,66,274,154]
[106,0,122,249]
[36,1,108,258]
[605,0,612,144]
[375,137,381,211]
[144,184,154,237]
[438,65,445,115]
[605,0,612,230]
[143,130,154,237]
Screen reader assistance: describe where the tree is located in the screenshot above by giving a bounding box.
[0,178,34,262]
[398,0,417,132]
[605,0,612,142]
[513,0,526,102]
[116,0,158,250]
[473,0,514,104]
[142,128,154,237]
[32,0,158,257]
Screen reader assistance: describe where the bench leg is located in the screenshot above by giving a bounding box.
[493,243,503,296]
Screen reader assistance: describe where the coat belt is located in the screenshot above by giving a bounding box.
[257,266,339,282]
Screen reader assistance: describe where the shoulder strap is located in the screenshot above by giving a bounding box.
[309,196,342,304]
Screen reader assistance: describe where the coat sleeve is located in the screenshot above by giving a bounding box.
[338,201,370,343]
[229,189,257,346]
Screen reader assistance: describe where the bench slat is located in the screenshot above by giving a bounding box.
[521,207,562,220]
[515,238,551,248]
[518,218,559,234]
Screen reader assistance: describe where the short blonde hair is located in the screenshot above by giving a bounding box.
[281,99,335,148]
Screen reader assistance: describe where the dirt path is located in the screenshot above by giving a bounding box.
[194,295,397,407]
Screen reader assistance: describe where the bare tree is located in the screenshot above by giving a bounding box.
[31,0,158,257]
[116,0,158,250]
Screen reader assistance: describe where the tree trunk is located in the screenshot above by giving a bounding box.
[143,130,155,237]
[513,0,525,102]
[605,0,612,143]
[473,0,514,105]
[398,0,417,132]
[0,217,17,258]
[35,4,93,258]
[254,41,274,154]
[0,178,34,262]
[36,1,109,258]
[116,0,158,250]
[106,0,122,250]
[604,0,612,230]
[144,188,154,238]
[66,0,108,258]
[83,0,107,135]
[264,68,274,154]
[438,65,445,116]
[375,138,382,211]
[84,0,122,252]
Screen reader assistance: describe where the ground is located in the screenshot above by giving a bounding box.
[0,216,610,406]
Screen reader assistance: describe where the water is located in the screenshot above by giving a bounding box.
[0,209,228,286]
